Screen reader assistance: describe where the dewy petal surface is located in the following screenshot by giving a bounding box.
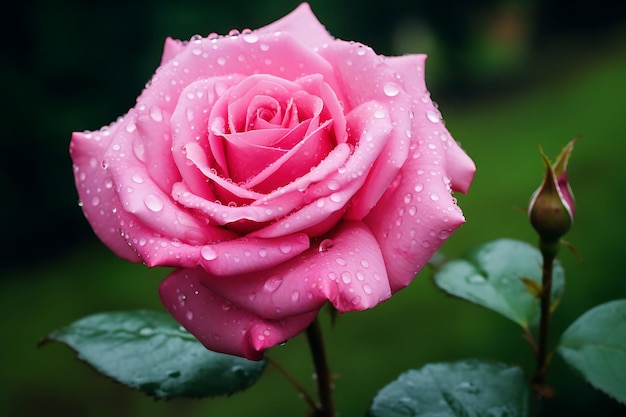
[159,268,318,360]
[198,221,391,319]
[365,86,473,291]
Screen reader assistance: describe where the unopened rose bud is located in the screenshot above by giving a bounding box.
[528,139,576,243]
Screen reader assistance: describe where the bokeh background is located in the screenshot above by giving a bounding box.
[2,0,626,415]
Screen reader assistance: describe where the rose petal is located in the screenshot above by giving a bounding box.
[200,221,391,319]
[258,3,334,51]
[198,233,310,276]
[159,269,318,360]
[365,100,471,291]
[134,107,180,191]
[171,76,244,199]
[386,54,475,193]
[70,115,138,261]
[136,31,338,120]
[160,37,187,65]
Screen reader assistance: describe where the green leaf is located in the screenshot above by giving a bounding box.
[43,310,267,399]
[368,360,529,417]
[557,299,626,405]
[433,239,564,328]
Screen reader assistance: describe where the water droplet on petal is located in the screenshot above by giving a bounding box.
[201,246,218,261]
[144,194,164,212]
[264,276,283,292]
[243,32,258,43]
[426,110,440,123]
[318,239,334,252]
[150,105,163,122]
[341,271,352,284]
[383,82,400,97]
[279,242,292,254]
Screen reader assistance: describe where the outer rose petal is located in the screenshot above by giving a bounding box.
[259,3,334,51]
[70,116,138,261]
[386,54,475,193]
[365,93,474,291]
[159,268,318,360]
[160,37,186,65]
[198,221,391,319]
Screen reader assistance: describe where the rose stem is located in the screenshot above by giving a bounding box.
[532,240,558,398]
[306,315,336,417]
[266,356,318,410]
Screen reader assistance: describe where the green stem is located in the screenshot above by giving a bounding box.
[532,239,558,397]
[306,315,335,417]
[266,356,318,411]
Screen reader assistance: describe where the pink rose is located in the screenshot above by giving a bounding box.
[70,3,475,360]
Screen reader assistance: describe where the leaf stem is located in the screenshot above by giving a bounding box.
[306,315,336,417]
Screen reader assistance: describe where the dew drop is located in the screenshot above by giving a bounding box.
[318,239,334,252]
[341,271,352,284]
[414,183,424,193]
[363,284,373,295]
[131,173,144,184]
[201,246,218,261]
[279,242,292,254]
[335,257,347,266]
[383,82,400,97]
[403,193,413,204]
[426,110,440,123]
[139,327,153,336]
[264,276,283,292]
[243,33,259,43]
[327,179,340,190]
[150,105,163,122]
[466,275,486,285]
[186,310,194,320]
[291,290,300,302]
[144,194,164,212]
[329,193,342,203]
[258,248,268,258]
[430,193,440,201]
[374,110,386,119]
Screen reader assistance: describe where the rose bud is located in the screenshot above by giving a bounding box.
[70,3,475,360]
[528,139,576,243]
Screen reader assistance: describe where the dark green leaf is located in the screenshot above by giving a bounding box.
[43,310,267,399]
[558,299,626,405]
[368,360,529,417]
[433,239,564,328]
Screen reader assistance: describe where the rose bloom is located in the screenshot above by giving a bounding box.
[70,3,475,360]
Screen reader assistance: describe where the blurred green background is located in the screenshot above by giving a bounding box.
[2,0,626,415]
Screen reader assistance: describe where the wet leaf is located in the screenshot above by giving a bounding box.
[368,360,529,417]
[433,239,565,328]
[558,299,626,405]
[43,310,267,399]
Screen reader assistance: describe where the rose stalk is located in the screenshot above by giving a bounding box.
[528,139,576,396]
